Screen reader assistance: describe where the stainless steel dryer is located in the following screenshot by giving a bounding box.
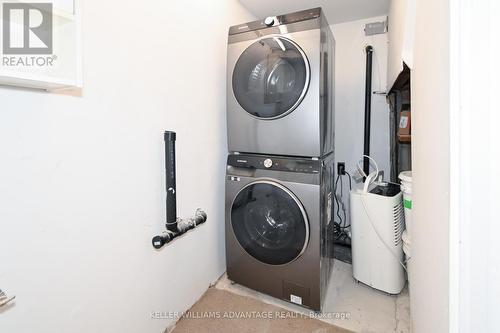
[227,8,335,158]
[225,153,334,311]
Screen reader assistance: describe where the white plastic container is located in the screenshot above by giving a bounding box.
[398,171,413,236]
[402,230,411,285]
[402,230,411,256]
[399,171,413,286]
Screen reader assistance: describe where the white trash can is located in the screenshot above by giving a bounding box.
[398,171,413,236]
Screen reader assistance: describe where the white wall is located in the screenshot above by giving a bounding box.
[331,16,390,221]
[450,0,500,332]
[411,0,450,332]
[0,1,254,332]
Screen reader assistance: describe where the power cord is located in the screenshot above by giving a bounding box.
[334,175,343,225]
[332,169,351,245]
[345,171,353,190]
[336,170,353,229]
[337,195,348,228]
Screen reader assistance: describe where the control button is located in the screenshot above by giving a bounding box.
[263,158,273,168]
[264,17,275,26]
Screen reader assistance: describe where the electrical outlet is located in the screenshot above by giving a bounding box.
[337,162,346,175]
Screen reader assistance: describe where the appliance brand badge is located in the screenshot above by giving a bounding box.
[290,294,302,305]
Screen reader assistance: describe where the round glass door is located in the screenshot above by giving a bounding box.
[232,37,310,119]
[231,181,309,265]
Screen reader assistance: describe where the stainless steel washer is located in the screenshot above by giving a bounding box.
[227,8,335,157]
[225,153,334,311]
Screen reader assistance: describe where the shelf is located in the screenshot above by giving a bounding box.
[398,134,411,144]
[0,69,80,91]
[53,7,75,21]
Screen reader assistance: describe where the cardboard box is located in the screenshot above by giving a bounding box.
[398,111,411,143]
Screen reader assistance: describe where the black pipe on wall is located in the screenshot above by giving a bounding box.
[164,131,177,232]
[363,45,374,179]
[151,131,207,250]
[152,209,207,249]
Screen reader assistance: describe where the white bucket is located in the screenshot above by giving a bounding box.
[399,171,413,237]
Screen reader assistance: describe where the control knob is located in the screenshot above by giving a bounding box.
[263,158,273,168]
[264,17,275,26]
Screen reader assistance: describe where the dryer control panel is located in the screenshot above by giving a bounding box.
[229,8,321,35]
[227,154,320,174]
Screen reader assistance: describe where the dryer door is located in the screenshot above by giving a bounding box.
[232,37,310,120]
[231,181,309,265]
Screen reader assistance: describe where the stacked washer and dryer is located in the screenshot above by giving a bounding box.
[225,8,335,311]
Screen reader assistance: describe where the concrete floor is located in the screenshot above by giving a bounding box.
[172,288,352,333]
[216,260,411,333]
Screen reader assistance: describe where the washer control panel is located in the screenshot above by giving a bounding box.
[228,154,320,174]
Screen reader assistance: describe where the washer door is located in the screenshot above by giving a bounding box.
[232,37,310,120]
[231,181,309,265]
